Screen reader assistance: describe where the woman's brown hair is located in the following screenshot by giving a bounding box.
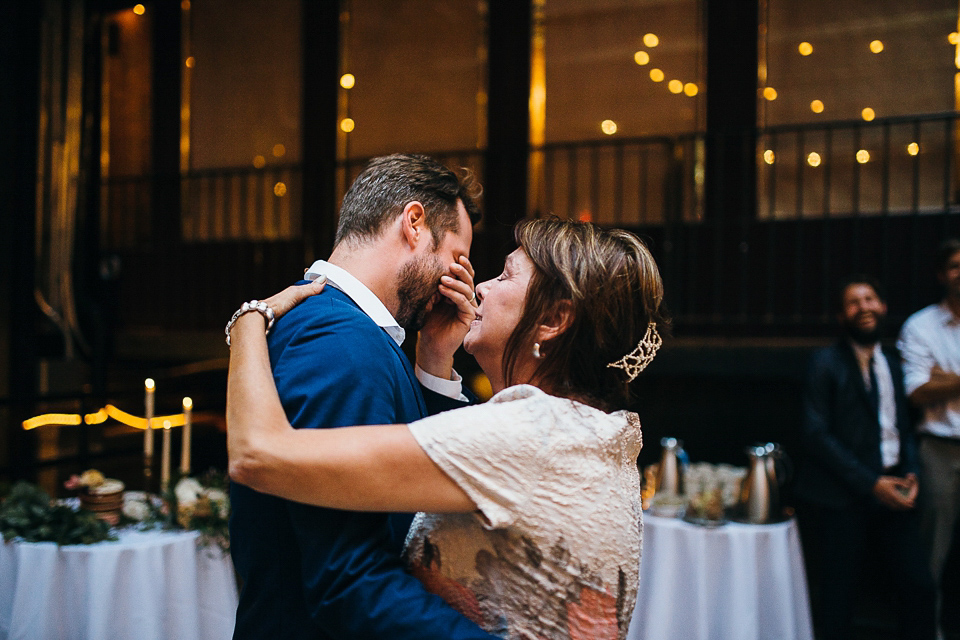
[502,218,667,411]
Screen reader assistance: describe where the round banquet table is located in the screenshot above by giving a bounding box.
[627,513,813,640]
[0,528,237,640]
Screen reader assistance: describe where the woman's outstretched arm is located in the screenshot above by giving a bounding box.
[226,282,476,513]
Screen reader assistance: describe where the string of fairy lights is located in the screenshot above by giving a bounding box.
[624,29,958,166]
[756,35,958,167]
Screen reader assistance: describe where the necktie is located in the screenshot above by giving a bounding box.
[868,355,880,417]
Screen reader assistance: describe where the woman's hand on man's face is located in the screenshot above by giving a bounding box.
[416,255,478,378]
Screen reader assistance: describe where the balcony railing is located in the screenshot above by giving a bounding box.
[98,112,960,336]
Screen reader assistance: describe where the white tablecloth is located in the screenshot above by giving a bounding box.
[627,513,813,640]
[0,528,237,640]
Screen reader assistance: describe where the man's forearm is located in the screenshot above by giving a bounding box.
[909,373,960,406]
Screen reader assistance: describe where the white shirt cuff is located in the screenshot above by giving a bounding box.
[415,365,468,402]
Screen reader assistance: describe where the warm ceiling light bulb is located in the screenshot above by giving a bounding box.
[634,51,650,65]
[856,149,871,164]
[340,73,355,89]
[798,42,813,56]
[807,152,821,167]
[133,4,146,15]
[763,87,778,101]
[810,99,824,114]
[907,142,920,156]
[340,118,355,133]
[861,107,876,121]
[273,182,287,197]
[668,80,683,94]
[643,33,659,48]
[272,143,286,157]
[649,68,664,82]
[763,150,775,165]
[949,32,960,45]
[253,155,266,169]
[683,82,698,97]
[869,40,884,53]
[601,120,618,135]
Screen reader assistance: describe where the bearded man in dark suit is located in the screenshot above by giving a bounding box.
[795,275,936,640]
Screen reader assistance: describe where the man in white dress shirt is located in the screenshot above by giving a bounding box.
[898,238,960,636]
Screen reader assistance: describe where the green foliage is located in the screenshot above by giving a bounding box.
[0,482,116,545]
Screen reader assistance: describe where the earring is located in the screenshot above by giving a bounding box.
[532,342,542,359]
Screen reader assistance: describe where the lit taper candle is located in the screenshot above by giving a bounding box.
[144,378,156,494]
[181,397,193,475]
[144,378,155,458]
[161,419,172,491]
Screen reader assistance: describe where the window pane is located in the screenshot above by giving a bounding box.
[544,0,704,141]
[759,0,957,219]
[344,0,485,158]
[763,0,955,125]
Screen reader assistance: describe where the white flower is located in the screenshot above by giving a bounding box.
[122,498,150,521]
[202,488,229,511]
[175,477,204,507]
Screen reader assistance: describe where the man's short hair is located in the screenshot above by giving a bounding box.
[334,153,481,248]
[835,274,884,311]
[936,238,960,273]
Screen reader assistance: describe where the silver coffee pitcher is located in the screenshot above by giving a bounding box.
[736,442,788,524]
[655,437,686,497]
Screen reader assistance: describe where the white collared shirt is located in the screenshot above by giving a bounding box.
[304,260,465,400]
[898,301,960,439]
[851,341,900,468]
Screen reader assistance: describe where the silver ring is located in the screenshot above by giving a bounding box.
[467,290,476,303]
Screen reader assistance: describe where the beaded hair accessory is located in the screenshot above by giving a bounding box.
[606,322,662,382]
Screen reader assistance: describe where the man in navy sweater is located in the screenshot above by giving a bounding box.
[229,154,496,639]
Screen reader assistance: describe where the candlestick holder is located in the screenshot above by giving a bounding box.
[143,458,154,494]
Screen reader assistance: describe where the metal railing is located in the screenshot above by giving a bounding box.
[97,113,960,335]
[535,134,702,225]
[102,164,303,247]
[758,112,956,220]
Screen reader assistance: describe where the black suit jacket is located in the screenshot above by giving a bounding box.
[794,340,920,509]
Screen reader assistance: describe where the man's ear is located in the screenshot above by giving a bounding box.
[400,201,427,250]
[536,300,574,344]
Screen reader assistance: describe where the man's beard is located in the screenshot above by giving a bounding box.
[395,253,445,332]
[843,313,885,346]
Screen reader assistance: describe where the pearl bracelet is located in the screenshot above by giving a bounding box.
[225,300,276,347]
